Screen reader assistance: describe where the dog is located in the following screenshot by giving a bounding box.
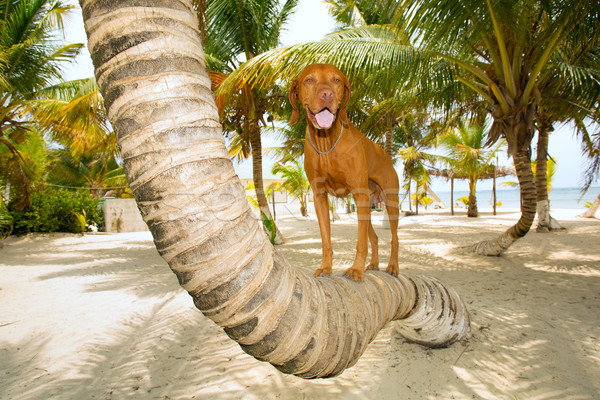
[289,63,400,282]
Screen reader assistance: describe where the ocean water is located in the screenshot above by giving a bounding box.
[419,186,600,210]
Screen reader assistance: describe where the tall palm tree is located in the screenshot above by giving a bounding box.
[532,20,600,230]
[79,0,469,378]
[201,0,298,245]
[438,122,504,217]
[398,0,598,254]
[0,0,83,208]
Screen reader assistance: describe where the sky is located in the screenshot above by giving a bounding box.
[62,0,595,192]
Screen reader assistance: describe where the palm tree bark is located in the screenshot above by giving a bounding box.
[385,129,394,158]
[467,178,478,217]
[249,119,284,244]
[80,0,469,378]
[472,146,537,255]
[535,121,563,231]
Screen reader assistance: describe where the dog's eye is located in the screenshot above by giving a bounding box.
[305,77,314,84]
[333,77,341,83]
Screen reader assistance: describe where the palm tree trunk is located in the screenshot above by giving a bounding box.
[80,0,469,378]
[407,179,412,212]
[471,146,537,255]
[381,128,394,228]
[535,122,563,231]
[414,178,419,215]
[249,120,284,244]
[467,178,478,217]
[385,129,394,158]
[580,193,600,218]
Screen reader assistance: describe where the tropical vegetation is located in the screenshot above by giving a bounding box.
[0,1,128,236]
[224,0,599,255]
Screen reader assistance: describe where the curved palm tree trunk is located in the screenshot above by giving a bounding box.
[472,146,537,255]
[249,120,284,244]
[535,122,563,231]
[580,193,600,218]
[80,0,469,378]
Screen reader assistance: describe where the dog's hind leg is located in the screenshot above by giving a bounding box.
[366,221,379,271]
[385,192,400,276]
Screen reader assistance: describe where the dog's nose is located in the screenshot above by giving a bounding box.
[318,88,334,103]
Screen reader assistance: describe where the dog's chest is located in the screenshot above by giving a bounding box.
[310,157,354,197]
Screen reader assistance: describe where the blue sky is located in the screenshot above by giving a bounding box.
[63,0,595,192]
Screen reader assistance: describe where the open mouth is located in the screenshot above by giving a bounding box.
[306,106,335,129]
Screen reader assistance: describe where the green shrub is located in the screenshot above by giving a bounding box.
[10,188,103,234]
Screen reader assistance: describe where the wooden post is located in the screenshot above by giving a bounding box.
[450,176,454,216]
[493,158,497,216]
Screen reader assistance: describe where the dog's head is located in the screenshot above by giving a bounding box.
[289,64,351,129]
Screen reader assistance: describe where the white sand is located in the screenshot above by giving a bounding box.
[0,209,598,399]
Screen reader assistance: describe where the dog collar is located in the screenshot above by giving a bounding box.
[306,123,343,155]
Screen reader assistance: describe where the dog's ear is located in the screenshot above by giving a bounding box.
[339,76,351,126]
[289,78,299,126]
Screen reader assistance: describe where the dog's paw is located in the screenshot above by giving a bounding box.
[366,263,379,271]
[386,264,399,277]
[313,267,332,277]
[344,267,364,282]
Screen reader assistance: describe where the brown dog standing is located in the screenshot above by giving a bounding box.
[289,63,400,282]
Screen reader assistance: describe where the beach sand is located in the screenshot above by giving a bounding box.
[0,209,598,399]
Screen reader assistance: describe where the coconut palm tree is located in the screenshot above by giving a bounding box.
[397,0,599,255]
[438,122,504,217]
[395,112,437,214]
[79,0,469,378]
[531,14,600,230]
[271,160,310,217]
[200,0,299,245]
[0,0,83,208]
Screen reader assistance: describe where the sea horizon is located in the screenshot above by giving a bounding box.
[424,186,600,211]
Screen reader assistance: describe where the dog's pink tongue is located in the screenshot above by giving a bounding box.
[315,109,335,128]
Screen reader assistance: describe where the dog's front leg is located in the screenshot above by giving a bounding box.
[313,191,333,277]
[345,190,370,282]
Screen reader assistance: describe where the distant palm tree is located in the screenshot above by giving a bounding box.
[271,160,310,217]
[395,112,437,214]
[0,0,83,208]
[438,122,504,217]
